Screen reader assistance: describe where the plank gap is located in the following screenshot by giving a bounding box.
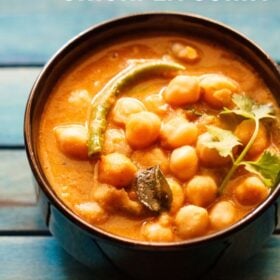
[0,145,25,150]
[0,230,51,236]
[0,63,44,68]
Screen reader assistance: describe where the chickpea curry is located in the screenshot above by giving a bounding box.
[39,35,280,242]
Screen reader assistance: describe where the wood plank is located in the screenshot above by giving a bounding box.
[0,1,279,64]
[0,149,47,232]
[0,237,108,280]
[0,236,280,280]
[0,206,47,233]
[0,68,40,145]
[0,150,34,203]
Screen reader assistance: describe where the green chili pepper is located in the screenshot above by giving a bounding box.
[88,60,185,156]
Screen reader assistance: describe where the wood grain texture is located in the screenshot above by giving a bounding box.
[0,236,126,280]
[0,68,40,145]
[0,150,34,203]
[0,206,47,232]
[0,236,280,280]
[0,0,279,64]
[0,237,96,280]
[0,149,46,232]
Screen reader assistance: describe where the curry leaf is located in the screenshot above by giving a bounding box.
[133,166,172,213]
[204,125,242,160]
[242,151,280,188]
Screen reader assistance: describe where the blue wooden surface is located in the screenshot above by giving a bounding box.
[0,237,94,280]
[0,1,280,279]
[0,0,279,64]
[0,68,40,145]
[1,236,280,280]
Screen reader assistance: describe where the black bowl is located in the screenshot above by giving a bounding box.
[24,12,280,280]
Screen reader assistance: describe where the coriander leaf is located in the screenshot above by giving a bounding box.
[221,94,275,121]
[242,151,280,188]
[221,94,255,119]
[232,93,254,114]
[252,103,275,120]
[204,125,242,159]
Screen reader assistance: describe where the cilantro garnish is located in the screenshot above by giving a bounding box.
[205,125,242,161]
[205,94,280,193]
[242,151,280,188]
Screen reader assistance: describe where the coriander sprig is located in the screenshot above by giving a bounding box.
[205,94,280,193]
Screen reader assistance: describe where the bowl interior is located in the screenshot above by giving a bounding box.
[25,12,280,248]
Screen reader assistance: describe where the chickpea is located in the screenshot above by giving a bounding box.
[170,146,198,181]
[103,129,132,156]
[126,111,161,149]
[171,43,200,63]
[98,153,137,188]
[144,93,169,117]
[209,201,237,230]
[142,221,174,242]
[74,202,108,224]
[164,75,200,106]
[68,89,91,104]
[92,184,112,204]
[94,185,143,216]
[185,175,218,207]
[234,176,269,206]
[132,147,169,173]
[111,189,143,216]
[175,205,209,238]
[167,178,185,214]
[54,125,88,160]
[160,116,198,148]
[196,114,224,135]
[196,132,231,167]
[158,212,172,227]
[111,97,146,125]
[234,120,268,157]
[200,74,239,108]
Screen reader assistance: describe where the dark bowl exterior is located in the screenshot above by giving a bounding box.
[25,13,280,280]
[37,184,277,280]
